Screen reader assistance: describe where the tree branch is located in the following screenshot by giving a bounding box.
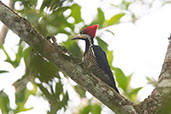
[0,1,134,114]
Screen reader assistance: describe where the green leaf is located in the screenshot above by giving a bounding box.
[80,104,91,114]
[91,104,101,114]
[14,40,24,67]
[70,3,83,24]
[25,10,40,25]
[17,0,37,9]
[23,47,32,73]
[0,70,8,74]
[28,82,37,96]
[14,79,34,113]
[15,87,26,104]
[40,0,67,11]
[0,46,13,66]
[55,81,63,99]
[61,92,69,110]
[122,0,131,10]
[127,73,133,88]
[106,50,114,66]
[97,8,105,27]
[79,104,101,114]
[128,87,142,101]
[96,37,108,52]
[40,0,51,10]
[92,8,105,27]
[37,84,51,98]
[105,29,115,36]
[1,41,24,68]
[63,39,82,57]
[0,91,11,113]
[15,107,33,113]
[74,85,86,98]
[112,67,127,91]
[104,13,125,27]
[31,51,59,82]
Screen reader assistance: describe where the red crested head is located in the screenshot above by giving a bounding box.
[80,24,99,38]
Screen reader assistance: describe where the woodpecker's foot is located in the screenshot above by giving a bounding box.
[46,36,58,46]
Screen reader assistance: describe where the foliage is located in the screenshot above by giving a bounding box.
[0,40,24,68]
[1,0,166,113]
[0,91,11,114]
[79,103,101,114]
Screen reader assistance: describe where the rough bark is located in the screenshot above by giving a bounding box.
[0,1,171,114]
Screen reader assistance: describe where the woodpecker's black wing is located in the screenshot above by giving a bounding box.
[92,45,119,93]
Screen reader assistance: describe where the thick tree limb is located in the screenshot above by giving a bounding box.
[0,1,171,114]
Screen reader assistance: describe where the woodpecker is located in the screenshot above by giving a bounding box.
[72,24,119,93]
